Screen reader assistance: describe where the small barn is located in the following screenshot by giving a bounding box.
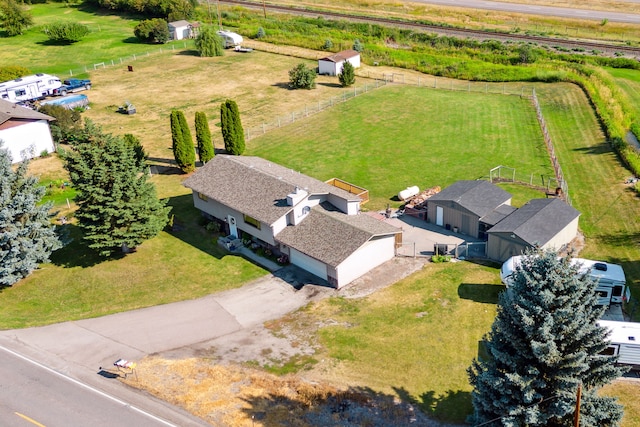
[0,99,55,164]
[486,198,580,262]
[318,50,361,76]
[168,20,195,40]
[426,180,513,238]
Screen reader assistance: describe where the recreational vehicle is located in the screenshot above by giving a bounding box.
[598,320,640,369]
[0,73,62,103]
[217,30,243,48]
[500,255,630,307]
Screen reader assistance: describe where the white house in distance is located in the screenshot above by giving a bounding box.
[318,49,361,76]
[0,99,55,163]
[168,20,199,40]
[183,155,401,288]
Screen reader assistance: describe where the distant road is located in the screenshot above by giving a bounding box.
[0,347,178,427]
[405,0,640,24]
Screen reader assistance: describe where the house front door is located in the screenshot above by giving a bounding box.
[228,215,238,238]
[436,206,444,226]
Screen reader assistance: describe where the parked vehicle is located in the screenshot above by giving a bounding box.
[500,255,630,307]
[217,30,243,48]
[53,78,92,96]
[598,320,640,369]
[0,73,61,103]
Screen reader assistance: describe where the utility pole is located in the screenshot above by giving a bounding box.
[216,0,222,30]
[263,0,267,18]
[573,383,582,427]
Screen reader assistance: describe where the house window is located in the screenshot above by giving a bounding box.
[244,214,261,230]
[197,192,207,201]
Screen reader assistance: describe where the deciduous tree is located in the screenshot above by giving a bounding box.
[468,249,625,426]
[43,22,90,43]
[194,25,223,57]
[134,18,169,43]
[220,100,244,155]
[0,146,62,287]
[62,121,170,257]
[0,0,33,36]
[194,111,214,163]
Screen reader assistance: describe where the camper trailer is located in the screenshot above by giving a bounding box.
[0,74,62,104]
[500,255,630,307]
[598,320,640,369]
[217,30,243,48]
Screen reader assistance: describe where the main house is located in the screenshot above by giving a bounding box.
[0,99,55,164]
[183,155,401,288]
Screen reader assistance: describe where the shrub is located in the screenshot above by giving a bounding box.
[43,22,90,43]
[431,254,451,263]
[134,18,169,44]
[289,63,316,89]
[353,38,364,52]
[338,60,355,87]
[322,39,333,50]
[256,26,266,38]
[0,65,31,82]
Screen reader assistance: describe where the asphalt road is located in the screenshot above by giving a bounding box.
[407,0,640,24]
[0,346,181,427]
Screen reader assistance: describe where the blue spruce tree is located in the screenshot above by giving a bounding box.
[468,249,625,426]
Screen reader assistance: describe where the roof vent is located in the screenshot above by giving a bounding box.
[594,262,607,271]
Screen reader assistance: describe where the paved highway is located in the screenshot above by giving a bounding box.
[407,0,640,24]
[0,346,180,427]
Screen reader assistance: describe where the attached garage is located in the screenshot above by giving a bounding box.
[289,248,328,281]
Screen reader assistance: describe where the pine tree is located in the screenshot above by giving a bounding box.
[220,100,245,155]
[194,111,214,164]
[170,110,195,173]
[0,147,62,286]
[123,133,147,170]
[468,249,625,426]
[62,120,170,257]
[339,60,356,87]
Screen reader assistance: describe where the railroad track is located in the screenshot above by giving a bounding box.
[219,0,640,57]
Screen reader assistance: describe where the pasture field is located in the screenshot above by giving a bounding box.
[608,67,640,118]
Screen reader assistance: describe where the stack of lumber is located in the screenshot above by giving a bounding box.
[405,186,441,209]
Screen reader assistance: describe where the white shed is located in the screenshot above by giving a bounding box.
[318,50,361,76]
[168,20,193,40]
[0,99,55,164]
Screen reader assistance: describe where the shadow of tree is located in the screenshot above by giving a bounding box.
[50,224,115,268]
[458,283,504,304]
[240,385,449,426]
[419,389,472,423]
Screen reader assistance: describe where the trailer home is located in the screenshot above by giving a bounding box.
[217,30,243,48]
[500,256,630,307]
[0,74,62,104]
[598,320,640,369]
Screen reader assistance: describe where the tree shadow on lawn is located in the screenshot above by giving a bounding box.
[458,283,505,305]
[411,388,472,424]
[317,82,342,88]
[163,193,227,260]
[572,141,612,156]
[176,50,200,57]
[50,224,124,268]
[240,384,446,426]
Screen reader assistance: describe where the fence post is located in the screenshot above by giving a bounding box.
[262,123,266,134]
[434,77,437,88]
[69,70,73,76]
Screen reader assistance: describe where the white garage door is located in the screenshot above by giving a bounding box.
[289,249,328,281]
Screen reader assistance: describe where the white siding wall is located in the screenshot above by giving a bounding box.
[0,120,55,164]
[334,235,395,287]
[347,56,361,68]
[318,60,337,76]
[192,193,277,245]
[289,249,328,280]
[272,215,289,236]
[327,193,360,215]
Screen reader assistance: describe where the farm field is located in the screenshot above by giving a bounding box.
[2,3,640,424]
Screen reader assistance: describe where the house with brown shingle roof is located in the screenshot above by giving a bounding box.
[0,99,55,164]
[183,155,400,288]
[318,49,361,76]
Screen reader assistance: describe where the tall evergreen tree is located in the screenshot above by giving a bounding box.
[339,60,356,87]
[62,121,170,257]
[194,111,214,163]
[220,100,245,155]
[0,146,62,286]
[194,25,224,57]
[468,249,625,426]
[170,110,195,173]
[123,133,147,170]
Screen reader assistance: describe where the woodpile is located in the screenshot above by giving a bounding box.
[404,186,441,209]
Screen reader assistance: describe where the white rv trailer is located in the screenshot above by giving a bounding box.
[216,30,243,48]
[500,255,630,306]
[598,320,640,369]
[0,73,62,103]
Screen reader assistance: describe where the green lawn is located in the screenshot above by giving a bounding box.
[0,3,184,77]
[247,85,553,210]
